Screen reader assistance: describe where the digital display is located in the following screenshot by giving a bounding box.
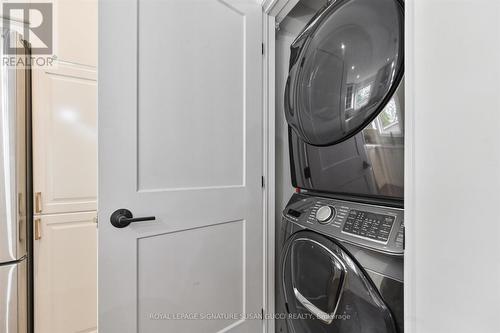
[342,209,395,243]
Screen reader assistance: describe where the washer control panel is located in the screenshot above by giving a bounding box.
[284,194,404,255]
[343,210,394,243]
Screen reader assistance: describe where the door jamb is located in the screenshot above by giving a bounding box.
[261,1,295,332]
[262,9,275,333]
[403,0,415,332]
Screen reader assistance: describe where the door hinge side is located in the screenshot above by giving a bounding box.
[261,176,265,188]
[262,43,264,55]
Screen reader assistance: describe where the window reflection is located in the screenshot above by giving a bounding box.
[368,97,401,137]
[354,84,372,110]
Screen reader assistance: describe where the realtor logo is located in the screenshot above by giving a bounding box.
[3,3,53,54]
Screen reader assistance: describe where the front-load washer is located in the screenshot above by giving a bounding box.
[277,193,403,333]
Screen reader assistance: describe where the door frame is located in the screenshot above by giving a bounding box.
[402,0,416,332]
[261,2,293,333]
[262,2,303,332]
[261,1,416,333]
[261,2,297,333]
[261,4,275,333]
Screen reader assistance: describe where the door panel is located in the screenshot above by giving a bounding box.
[99,0,263,332]
[32,63,97,214]
[138,221,245,332]
[138,0,245,190]
[34,212,97,333]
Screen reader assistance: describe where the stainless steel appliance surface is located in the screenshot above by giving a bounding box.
[288,81,404,201]
[276,193,403,333]
[0,29,30,333]
[285,0,404,202]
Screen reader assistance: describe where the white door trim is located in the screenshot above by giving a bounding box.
[403,1,416,332]
[262,11,276,333]
[261,1,289,332]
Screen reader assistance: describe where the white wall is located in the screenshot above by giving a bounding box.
[406,1,500,332]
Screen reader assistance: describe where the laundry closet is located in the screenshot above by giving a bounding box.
[265,0,500,332]
[268,0,405,332]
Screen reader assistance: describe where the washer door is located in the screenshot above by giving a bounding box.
[285,0,404,146]
[281,231,398,333]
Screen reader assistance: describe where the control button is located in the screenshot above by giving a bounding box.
[315,206,335,224]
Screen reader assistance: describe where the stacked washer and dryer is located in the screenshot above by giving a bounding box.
[276,0,405,332]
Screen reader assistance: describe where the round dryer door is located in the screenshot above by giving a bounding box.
[281,231,398,333]
[284,0,404,146]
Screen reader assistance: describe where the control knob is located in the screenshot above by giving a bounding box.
[315,206,335,224]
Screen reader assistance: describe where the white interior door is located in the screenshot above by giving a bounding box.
[98,0,264,332]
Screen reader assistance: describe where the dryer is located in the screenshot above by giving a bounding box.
[285,0,404,202]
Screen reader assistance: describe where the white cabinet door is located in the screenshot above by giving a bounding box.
[99,0,263,332]
[34,211,97,333]
[53,0,98,66]
[32,63,97,214]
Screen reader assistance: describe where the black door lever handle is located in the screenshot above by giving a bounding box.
[110,209,156,228]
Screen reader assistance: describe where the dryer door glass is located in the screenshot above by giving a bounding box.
[285,0,404,146]
[289,80,404,200]
[281,231,398,333]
